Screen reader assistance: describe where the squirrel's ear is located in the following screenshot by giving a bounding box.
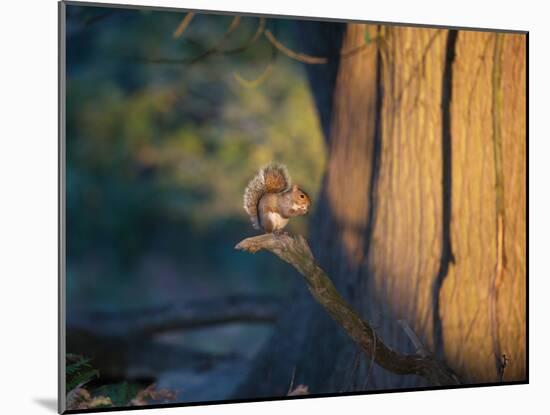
[292,184,298,191]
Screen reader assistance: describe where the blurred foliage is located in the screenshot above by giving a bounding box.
[65,5,327,405]
[67,6,325,266]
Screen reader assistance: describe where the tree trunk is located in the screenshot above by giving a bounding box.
[235,24,526,398]
[437,31,527,382]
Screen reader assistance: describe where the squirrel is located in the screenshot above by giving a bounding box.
[243,163,311,233]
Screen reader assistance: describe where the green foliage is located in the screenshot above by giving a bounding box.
[66,353,100,392]
[66,354,171,408]
[65,6,325,313]
[66,10,326,265]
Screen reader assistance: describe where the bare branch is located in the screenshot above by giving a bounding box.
[233,43,277,88]
[140,16,243,66]
[223,17,266,54]
[235,234,461,386]
[363,325,377,388]
[189,16,242,64]
[233,61,275,88]
[173,12,195,39]
[264,30,328,64]
[147,19,377,68]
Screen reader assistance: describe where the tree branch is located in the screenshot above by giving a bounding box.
[235,234,461,386]
[68,295,280,337]
[264,30,328,64]
[233,42,277,89]
[189,16,242,64]
[173,12,195,39]
[223,17,266,54]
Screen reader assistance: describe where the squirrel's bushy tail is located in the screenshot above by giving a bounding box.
[243,163,290,229]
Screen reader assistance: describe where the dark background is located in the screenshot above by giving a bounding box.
[65,4,326,406]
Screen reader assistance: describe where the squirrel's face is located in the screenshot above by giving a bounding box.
[290,184,311,216]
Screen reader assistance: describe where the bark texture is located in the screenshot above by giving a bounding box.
[235,234,461,386]
[437,31,527,382]
[236,24,526,397]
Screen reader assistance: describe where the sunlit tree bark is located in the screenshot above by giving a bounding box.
[237,24,526,397]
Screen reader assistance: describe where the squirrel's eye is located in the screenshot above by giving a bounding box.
[300,194,305,199]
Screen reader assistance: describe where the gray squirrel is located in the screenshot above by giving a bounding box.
[243,163,311,233]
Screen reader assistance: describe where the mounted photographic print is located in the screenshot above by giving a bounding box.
[58,1,528,413]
